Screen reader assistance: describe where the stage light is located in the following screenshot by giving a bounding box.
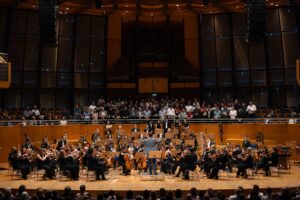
[95,0,102,9]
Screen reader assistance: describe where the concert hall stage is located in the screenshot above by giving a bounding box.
[1,163,300,196]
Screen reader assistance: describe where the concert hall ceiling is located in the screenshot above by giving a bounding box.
[0,0,299,15]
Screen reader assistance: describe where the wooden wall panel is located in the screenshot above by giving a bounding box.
[138,78,168,93]
[50,125,82,140]
[184,13,200,69]
[107,40,122,70]
[107,14,122,71]
[154,78,168,93]
[21,126,52,142]
[107,14,122,40]
[0,126,21,163]
[122,13,136,23]
[138,78,153,93]
[169,13,184,24]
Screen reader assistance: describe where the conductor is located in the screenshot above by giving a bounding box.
[139,133,162,175]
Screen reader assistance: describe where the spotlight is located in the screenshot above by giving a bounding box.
[95,0,102,9]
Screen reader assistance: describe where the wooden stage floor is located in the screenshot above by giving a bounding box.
[1,164,300,193]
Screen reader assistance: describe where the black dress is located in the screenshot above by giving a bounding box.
[86,155,106,180]
[58,156,79,180]
[36,155,56,179]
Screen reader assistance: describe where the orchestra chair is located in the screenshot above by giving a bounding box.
[285,141,297,161]
[269,164,280,176]
[188,164,202,180]
[218,166,230,178]
[171,128,179,135]
[155,129,163,134]
[108,151,121,178]
[246,167,255,179]
[8,163,22,180]
[185,140,195,146]
[56,159,72,181]
[171,139,182,146]
[33,164,46,181]
[85,162,96,181]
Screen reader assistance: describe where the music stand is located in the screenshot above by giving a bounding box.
[131,132,140,140]
[133,140,141,147]
[148,151,162,178]
[159,139,166,145]
[142,132,149,138]
[170,149,181,156]
[153,133,161,138]
[185,139,195,146]
[155,129,162,134]
[171,139,182,146]
[181,133,189,140]
[95,141,105,147]
[120,139,130,145]
[165,132,174,139]
[105,139,114,145]
[148,151,161,159]
[172,128,179,135]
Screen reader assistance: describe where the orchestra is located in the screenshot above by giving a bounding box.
[7,120,280,181]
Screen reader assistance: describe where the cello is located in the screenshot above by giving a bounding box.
[124,153,132,171]
[137,153,147,170]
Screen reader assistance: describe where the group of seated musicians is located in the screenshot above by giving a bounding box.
[8,120,280,181]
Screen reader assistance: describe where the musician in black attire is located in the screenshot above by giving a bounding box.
[23,134,34,150]
[182,119,189,128]
[91,129,101,144]
[175,148,197,180]
[236,151,248,178]
[8,147,31,179]
[269,147,279,167]
[162,119,169,133]
[146,120,154,133]
[36,149,56,179]
[161,150,172,174]
[41,136,50,149]
[143,124,152,134]
[58,150,79,180]
[131,124,140,132]
[18,149,31,179]
[219,149,229,170]
[8,147,19,170]
[227,145,242,173]
[255,148,271,176]
[56,134,68,151]
[242,137,251,149]
[236,149,253,178]
[207,152,222,179]
[155,120,162,129]
[86,149,106,180]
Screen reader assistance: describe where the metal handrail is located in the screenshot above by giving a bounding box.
[0,118,299,126]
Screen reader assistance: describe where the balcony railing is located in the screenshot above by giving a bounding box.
[0,118,299,126]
